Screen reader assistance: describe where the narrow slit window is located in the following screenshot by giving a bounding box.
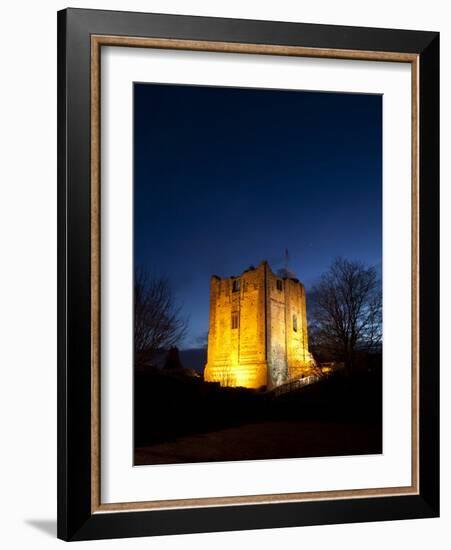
[231,311,239,329]
[232,279,240,293]
[276,279,283,291]
[293,313,298,332]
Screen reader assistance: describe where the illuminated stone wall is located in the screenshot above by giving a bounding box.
[284,277,314,381]
[266,268,288,387]
[204,261,315,389]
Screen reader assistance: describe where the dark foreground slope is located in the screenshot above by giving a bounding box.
[134,366,382,465]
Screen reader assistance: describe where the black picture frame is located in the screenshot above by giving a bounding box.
[57,7,439,541]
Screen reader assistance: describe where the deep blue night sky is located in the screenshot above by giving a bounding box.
[134,83,382,349]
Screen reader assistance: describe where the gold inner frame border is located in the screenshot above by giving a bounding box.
[90,35,419,514]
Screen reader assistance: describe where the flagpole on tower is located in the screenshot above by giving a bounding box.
[285,248,289,272]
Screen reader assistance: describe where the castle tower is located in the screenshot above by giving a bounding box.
[203,261,315,389]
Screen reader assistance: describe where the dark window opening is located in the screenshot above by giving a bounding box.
[276,279,283,291]
[231,311,239,329]
[232,279,240,293]
[293,313,298,332]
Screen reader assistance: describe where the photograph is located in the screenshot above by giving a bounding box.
[54,6,440,542]
[133,82,383,466]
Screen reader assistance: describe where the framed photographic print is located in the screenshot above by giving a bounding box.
[57,8,439,541]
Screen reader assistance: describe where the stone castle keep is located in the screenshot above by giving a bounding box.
[204,261,316,389]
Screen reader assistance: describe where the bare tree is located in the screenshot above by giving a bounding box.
[309,258,382,370]
[134,268,188,369]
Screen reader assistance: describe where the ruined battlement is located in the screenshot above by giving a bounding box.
[203,261,316,389]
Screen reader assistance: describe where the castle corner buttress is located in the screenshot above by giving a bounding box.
[203,261,316,389]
